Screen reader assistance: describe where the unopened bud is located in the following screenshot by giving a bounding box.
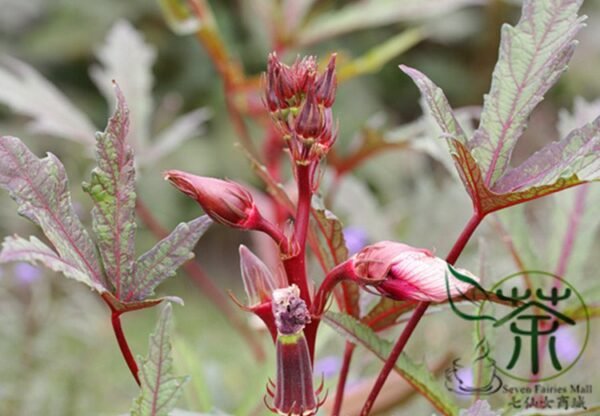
[239,245,277,307]
[315,54,337,107]
[352,241,479,302]
[165,170,260,229]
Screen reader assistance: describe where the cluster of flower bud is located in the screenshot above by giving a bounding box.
[264,53,338,165]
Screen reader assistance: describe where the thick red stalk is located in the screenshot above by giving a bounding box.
[111,310,140,386]
[360,213,483,415]
[332,342,356,416]
[283,164,313,305]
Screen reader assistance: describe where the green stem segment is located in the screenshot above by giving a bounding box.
[360,213,483,415]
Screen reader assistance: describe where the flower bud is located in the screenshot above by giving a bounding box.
[165,170,260,229]
[239,245,277,307]
[352,241,479,302]
[315,54,337,108]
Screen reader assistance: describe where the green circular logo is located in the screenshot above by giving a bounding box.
[475,271,589,382]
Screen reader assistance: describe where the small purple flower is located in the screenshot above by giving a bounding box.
[554,326,580,362]
[314,355,341,379]
[343,226,368,255]
[14,263,42,285]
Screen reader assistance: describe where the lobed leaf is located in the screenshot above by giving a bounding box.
[324,311,459,416]
[0,58,96,144]
[132,303,189,416]
[126,216,212,302]
[0,136,104,288]
[83,84,137,299]
[0,235,104,293]
[471,0,586,187]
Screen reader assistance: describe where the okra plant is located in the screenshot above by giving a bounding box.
[0,0,598,415]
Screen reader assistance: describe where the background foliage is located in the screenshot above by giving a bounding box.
[0,0,599,414]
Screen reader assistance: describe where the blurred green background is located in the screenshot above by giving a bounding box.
[0,0,599,415]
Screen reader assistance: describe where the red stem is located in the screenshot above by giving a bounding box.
[111,310,140,386]
[360,213,483,415]
[332,342,356,416]
[283,164,313,305]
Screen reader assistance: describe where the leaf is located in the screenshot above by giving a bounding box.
[298,0,480,46]
[310,196,360,317]
[0,57,96,144]
[492,115,600,193]
[131,303,189,416]
[323,311,459,416]
[401,1,600,218]
[90,20,156,151]
[471,0,586,186]
[142,108,211,165]
[361,298,416,332]
[0,235,104,292]
[126,216,212,302]
[0,136,104,288]
[83,84,137,299]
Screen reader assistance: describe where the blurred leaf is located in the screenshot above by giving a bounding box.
[0,58,96,144]
[298,0,480,45]
[338,28,425,82]
[459,400,500,416]
[90,20,156,150]
[83,84,137,299]
[142,108,211,164]
[0,235,103,292]
[172,336,212,412]
[472,0,585,186]
[158,0,203,35]
[131,303,189,416]
[0,135,105,289]
[324,311,459,415]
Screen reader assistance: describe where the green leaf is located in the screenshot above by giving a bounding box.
[83,84,137,299]
[127,216,212,301]
[0,235,104,292]
[324,311,459,415]
[401,1,599,217]
[132,303,189,416]
[472,0,586,186]
[0,136,104,288]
